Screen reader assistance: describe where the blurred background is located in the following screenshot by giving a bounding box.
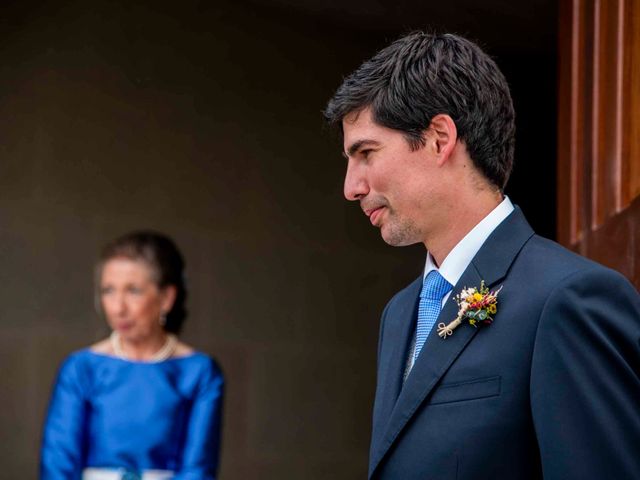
[0,0,556,478]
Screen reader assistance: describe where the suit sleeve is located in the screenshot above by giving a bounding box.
[530,267,640,479]
[40,356,87,480]
[175,358,224,480]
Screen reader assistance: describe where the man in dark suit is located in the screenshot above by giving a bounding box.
[324,32,640,479]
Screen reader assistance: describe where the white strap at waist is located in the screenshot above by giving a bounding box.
[82,468,174,480]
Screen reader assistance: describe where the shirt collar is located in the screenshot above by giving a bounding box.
[424,196,515,286]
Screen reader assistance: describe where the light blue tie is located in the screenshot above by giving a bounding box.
[414,270,452,361]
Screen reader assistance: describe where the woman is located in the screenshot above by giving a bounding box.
[41,232,224,480]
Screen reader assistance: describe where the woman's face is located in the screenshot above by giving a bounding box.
[100,257,175,343]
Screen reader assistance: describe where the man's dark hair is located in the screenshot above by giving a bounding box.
[324,32,515,190]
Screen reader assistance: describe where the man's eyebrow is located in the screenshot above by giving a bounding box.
[343,139,381,159]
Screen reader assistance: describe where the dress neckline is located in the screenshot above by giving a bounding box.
[84,348,201,364]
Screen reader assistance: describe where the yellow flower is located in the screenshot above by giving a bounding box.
[473,292,483,302]
[488,304,497,314]
[469,319,476,326]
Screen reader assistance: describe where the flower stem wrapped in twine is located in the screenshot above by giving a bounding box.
[437,312,465,338]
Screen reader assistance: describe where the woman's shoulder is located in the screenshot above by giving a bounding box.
[52,346,103,391]
[177,344,223,379]
[60,344,101,365]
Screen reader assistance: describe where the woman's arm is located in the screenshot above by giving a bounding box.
[40,355,88,480]
[175,357,224,480]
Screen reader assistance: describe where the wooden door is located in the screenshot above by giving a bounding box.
[558,0,640,288]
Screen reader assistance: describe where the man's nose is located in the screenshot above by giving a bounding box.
[343,160,368,201]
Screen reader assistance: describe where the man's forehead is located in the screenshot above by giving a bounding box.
[342,108,390,150]
[343,108,365,125]
[342,109,377,139]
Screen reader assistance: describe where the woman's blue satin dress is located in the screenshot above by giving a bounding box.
[41,350,223,480]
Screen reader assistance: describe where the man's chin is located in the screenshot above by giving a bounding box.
[380,225,420,247]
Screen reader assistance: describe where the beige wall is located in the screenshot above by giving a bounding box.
[0,2,423,478]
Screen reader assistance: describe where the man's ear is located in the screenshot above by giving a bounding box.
[427,114,458,165]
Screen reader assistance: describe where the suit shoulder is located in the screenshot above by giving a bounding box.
[518,235,639,324]
[517,234,631,285]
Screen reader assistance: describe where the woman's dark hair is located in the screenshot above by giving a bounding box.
[96,231,188,334]
[324,31,515,190]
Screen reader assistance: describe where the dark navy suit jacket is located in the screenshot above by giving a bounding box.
[369,208,640,479]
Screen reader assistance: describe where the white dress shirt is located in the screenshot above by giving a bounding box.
[405,196,515,376]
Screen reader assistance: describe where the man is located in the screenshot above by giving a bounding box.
[324,32,640,479]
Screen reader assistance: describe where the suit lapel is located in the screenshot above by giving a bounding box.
[370,277,421,453]
[369,207,535,477]
[369,265,483,473]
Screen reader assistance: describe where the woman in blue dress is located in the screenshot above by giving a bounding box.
[41,232,224,480]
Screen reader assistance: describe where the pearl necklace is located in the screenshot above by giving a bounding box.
[110,331,178,362]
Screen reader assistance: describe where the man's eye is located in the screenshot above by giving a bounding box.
[361,149,372,158]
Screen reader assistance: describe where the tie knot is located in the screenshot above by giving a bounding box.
[421,270,452,300]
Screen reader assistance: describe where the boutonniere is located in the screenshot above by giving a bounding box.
[437,281,502,339]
